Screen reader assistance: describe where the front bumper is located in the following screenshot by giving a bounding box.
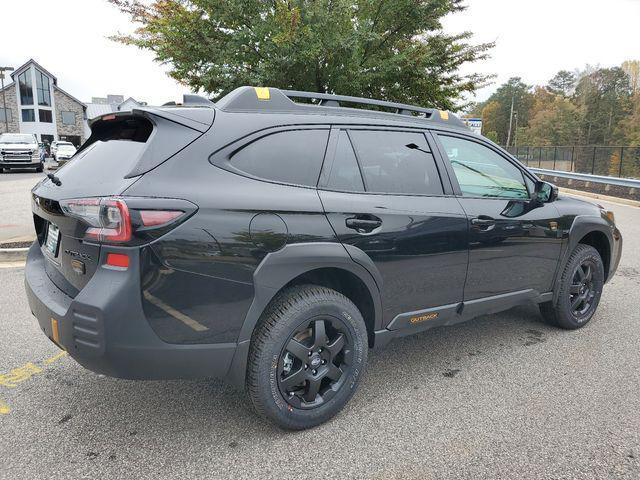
[608,226,623,282]
[1,160,42,169]
[24,242,237,380]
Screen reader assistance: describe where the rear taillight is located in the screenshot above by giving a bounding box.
[60,196,189,245]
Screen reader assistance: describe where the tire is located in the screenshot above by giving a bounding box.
[246,284,368,430]
[35,163,43,173]
[540,244,604,329]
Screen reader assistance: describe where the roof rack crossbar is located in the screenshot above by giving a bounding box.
[281,90,434,118]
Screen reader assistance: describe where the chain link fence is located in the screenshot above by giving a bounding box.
[504,146,640,179]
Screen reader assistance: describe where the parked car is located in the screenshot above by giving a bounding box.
[25,87,622,430]
[53,143,77,168]
[0,133,43,172]
[51,141,74,162]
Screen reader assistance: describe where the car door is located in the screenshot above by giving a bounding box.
[433,132,563,301]
[318,127,469,327]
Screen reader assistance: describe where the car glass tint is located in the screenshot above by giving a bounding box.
[325,131,364,192]
[438,135,529,199]
[230,129,329,187]
[349,130,443,195]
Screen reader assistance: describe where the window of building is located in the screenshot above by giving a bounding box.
[348,130,443,195]
[325,131,364,192]
[229,129,329,186]
[18,69,33,105]
[38,110,53,123]
[438,135,529,199]
[21,109,35,122]
[0,108,12,123]
[61,111,76,125]
[35,69,51,106]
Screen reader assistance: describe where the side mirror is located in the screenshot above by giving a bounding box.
[534,181,558,203]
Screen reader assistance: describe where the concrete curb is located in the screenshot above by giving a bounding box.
[0,247,29,264]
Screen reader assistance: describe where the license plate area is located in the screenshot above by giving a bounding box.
[44,223,60,257]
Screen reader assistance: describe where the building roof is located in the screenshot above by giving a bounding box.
[11,59,58,84]
[85,103,116,119]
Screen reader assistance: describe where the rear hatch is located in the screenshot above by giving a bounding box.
[31,107,213,297]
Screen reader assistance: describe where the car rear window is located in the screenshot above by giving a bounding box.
[229,129,329,187]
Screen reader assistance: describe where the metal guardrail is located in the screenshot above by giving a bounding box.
[529,168,640,189]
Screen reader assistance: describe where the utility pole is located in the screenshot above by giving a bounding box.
[0,66,14,133]
[513,112,519,150]
[505,91,515,147]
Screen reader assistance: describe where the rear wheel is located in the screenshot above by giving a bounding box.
[246,284,368,430]
[35,163,43,173]
[540,244,604,329]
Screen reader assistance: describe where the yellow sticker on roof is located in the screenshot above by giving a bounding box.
[439,110,449,120]
[254,87,271,100]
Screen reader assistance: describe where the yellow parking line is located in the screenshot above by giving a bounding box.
[0,397,10,415]
[44,351,67,365]
[143,291,209,332]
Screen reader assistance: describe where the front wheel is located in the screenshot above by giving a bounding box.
[35,163,43,173]
[540,244,604,329]
[246,284,368,430]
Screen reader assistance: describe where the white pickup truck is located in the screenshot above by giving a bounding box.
[0,133,43,172]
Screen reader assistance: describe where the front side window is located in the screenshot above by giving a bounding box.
[18,69,33,105]
[229,129,329,186]
[61,111,76,125]
[348,130,443,195]
[438,135,529,199]
[35,69,51,106]
[39,109,53,123]
[21,109,35,122]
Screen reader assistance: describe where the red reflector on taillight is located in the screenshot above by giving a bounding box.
[102,114,116,121]
[106,253,129,268]
[140,210,183,227]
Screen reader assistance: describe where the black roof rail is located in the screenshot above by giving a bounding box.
[282,90,435,118]
[215,86,467,128]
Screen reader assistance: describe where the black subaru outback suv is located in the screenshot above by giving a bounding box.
[25,86,622,429]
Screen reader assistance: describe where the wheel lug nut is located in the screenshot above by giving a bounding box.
[304,365,308,369]
[312,369,317,375]
[322,360,326,364]
[318,348,322,352]
[308,351,312,356]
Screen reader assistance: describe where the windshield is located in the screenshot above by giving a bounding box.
[59,145,76,152]
[0,134,36,144]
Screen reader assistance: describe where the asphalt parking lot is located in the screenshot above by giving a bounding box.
[0,174,639,478]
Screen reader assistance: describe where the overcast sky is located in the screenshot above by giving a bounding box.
[1,0,639,106]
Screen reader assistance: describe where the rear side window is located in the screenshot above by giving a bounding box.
[325,131,364,192]
[349,130,443,195]
[230,129,329,186]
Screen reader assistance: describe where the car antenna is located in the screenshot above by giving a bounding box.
[46,173,62,186]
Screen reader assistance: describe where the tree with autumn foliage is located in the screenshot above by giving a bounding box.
[109,0,493,110]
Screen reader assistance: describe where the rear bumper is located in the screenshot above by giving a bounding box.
[24,242,237,380]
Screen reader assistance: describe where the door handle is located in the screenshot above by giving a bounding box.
[345,215,382,233]
[471,216,496,230]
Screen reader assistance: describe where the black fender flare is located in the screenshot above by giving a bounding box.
[551,214,614,301]
[226,242,383,387]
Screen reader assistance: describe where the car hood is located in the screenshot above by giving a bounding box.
[0,143,38,150]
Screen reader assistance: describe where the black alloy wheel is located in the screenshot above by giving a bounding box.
[246,284,368,430]
[569,260,598,319]
[278,317,353,409]
[539,244,604,329]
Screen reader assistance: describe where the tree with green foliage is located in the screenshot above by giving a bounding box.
[574,67,632,145]
[547,70,576,98]
[477,77,533,145]
[109,0,494,110]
